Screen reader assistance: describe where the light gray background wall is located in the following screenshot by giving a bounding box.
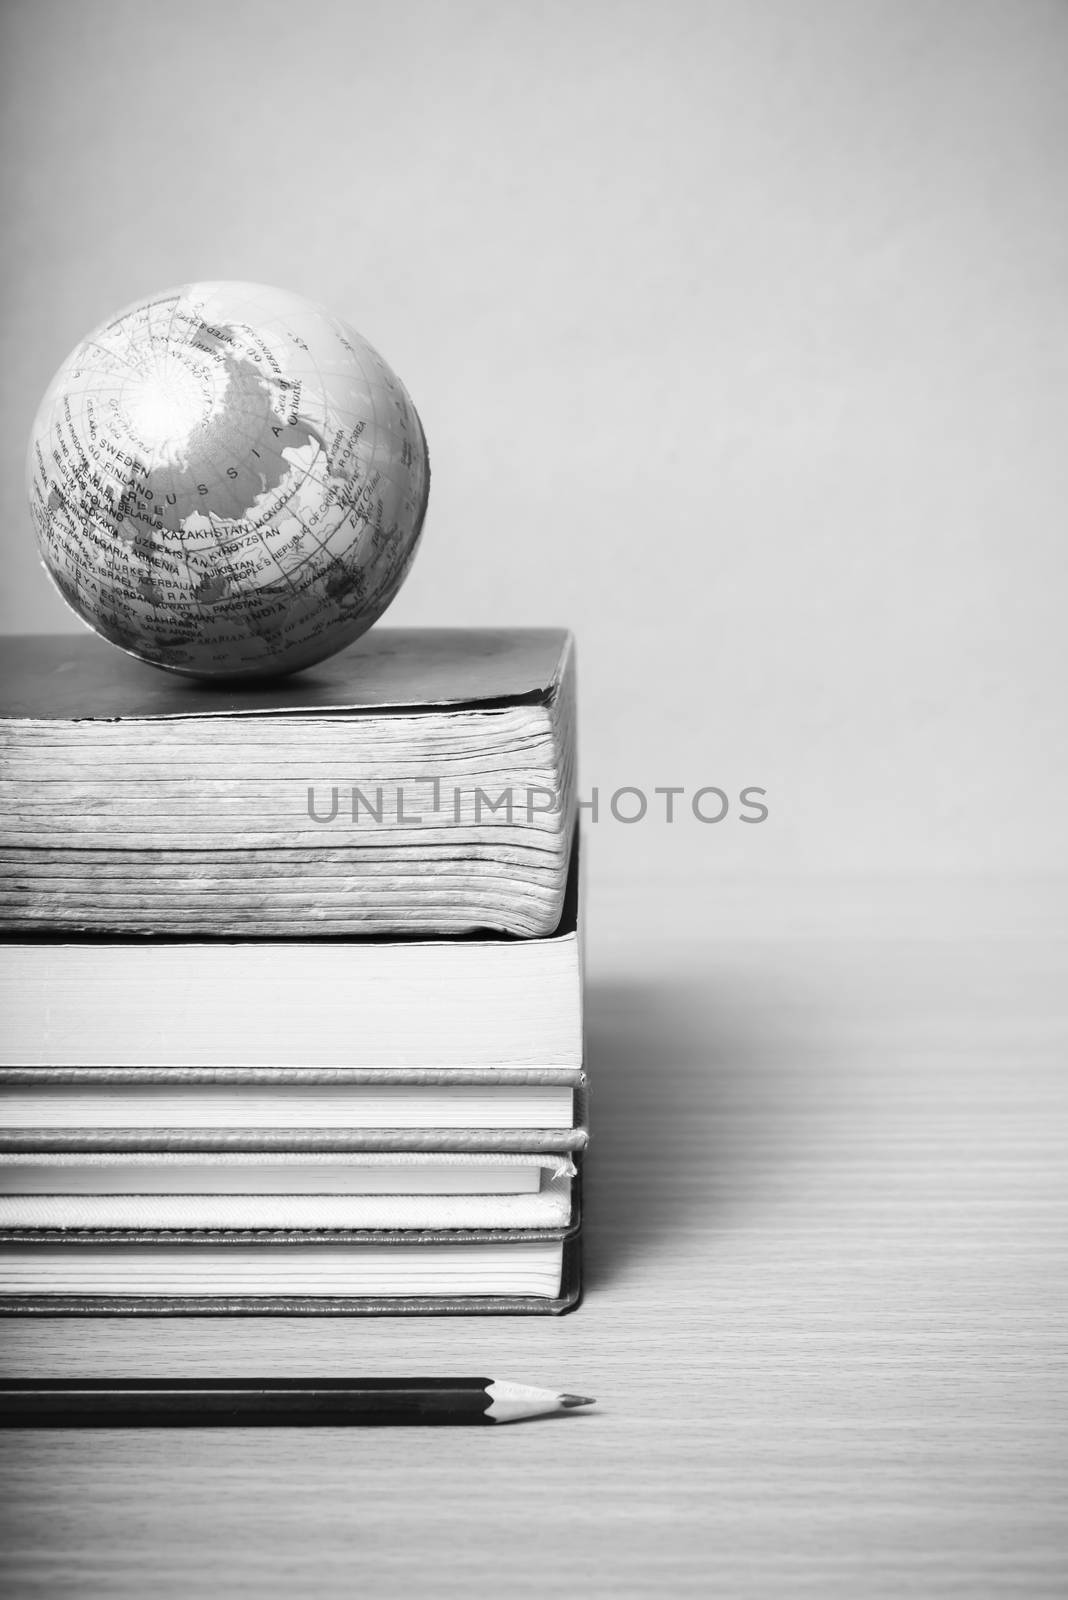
[2,0,1066,891]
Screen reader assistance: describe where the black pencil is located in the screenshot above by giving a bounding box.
[0,1378,595,1428]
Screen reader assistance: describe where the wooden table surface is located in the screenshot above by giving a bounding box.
[2,879,1066,1598]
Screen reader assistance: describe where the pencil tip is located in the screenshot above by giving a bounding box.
[559,1394,595,1409]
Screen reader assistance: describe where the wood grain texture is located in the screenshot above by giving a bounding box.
[1,878,1065,1598]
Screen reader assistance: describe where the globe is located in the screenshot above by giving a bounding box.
[26,281,430,678]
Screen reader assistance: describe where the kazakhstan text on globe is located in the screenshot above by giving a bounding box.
[26,281,430,678]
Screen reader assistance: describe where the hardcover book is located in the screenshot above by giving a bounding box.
[0,627,575,938]
[0,1228,583,1315]
[0,847,583,1076]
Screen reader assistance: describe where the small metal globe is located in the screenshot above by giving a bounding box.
[27,281,430,678]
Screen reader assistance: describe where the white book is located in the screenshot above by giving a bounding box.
[0,1242,568,1300]
[0,1153,574,1230]
[0,1083,574,1129]
[0,849,582,1073]
[0,1152,552,1194]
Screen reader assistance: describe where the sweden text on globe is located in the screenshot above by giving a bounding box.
[26,281,430,678]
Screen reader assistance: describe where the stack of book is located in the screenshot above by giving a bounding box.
[0,629,584,1313]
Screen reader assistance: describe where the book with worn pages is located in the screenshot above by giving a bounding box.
[0,627,575,939]
[0,629,584,1313]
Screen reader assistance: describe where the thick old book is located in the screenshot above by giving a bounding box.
[0,627,575,938]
